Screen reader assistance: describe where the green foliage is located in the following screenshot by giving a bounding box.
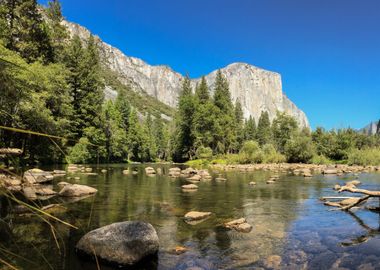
[272,111,298,153]
[172,76,196,161]
[347,148,380,166]
[0,0,53,63]
[311,154,333,165]
[284,134,315,163]
[243,116,256,141]
[256,111,271,146]
[195,146,213,159]
[238,141,263,164]
[262,144,286,163]
[67,138,92,164]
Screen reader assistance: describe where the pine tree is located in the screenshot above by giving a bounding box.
[45,0,68,62]
[114,89,131,130]
[63,35,104,140]
[234,98,244,151]
[153,115,169,160]
[244,116,256,141]
[256,111,271,146]
[173,76,196,161]
[1,0,53,63]
[195,76,209,103]
[212,70,235,153]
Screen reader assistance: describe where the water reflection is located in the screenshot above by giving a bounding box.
[1,164,380,269]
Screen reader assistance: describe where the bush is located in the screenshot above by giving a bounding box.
[311,154,333,165]
[347,148,380,166]
[238,141,263,164]
[67,138,92,164]
[284,135,315,163]
[262,144,286,163]
[185,159,209,167]
[195,146,213,159]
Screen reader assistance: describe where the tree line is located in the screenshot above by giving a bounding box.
[1,0,379,166]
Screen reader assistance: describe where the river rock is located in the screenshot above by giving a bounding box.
[266,180,276,184]
[145,167,156,174]
[184,211,212,222]
[249,181,256,186]
[34,186,57,196]
[76,221,159,266]
[187,175,201,182]
[264,255,282,269]
[23,186,37,200]
[122,169,129,175]
[53,170,66,175]
[169,167,181,177]
[59,184,97,197]
[225,218,252,233]
[182,184,198,190]
[323,168,338,174]
[23,169,54,184]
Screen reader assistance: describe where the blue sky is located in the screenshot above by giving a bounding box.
[40,0,380,130]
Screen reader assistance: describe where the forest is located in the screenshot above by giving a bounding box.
[1,0,380,166]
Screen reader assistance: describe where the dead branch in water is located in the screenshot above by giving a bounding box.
[0,148,22,156]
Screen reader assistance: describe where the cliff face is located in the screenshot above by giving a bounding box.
[63,21,309,128]
[361,121,380,135]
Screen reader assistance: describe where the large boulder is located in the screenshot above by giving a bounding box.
[76,221,159,266]
[59,184,97,197]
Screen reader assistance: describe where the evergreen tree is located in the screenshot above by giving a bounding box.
[195,76,209,104]
[377,119,380,135]
[243,116,256,141]
[115,89,131,130]
[212,70,235,153]
[45,0,68,62]
[272,112,298,153]
[256,111,271,146]
[173,76,196,161]
[63,35,104,139]
[0,0,53,63]
[153,115,169,160]
[234,98,244,151]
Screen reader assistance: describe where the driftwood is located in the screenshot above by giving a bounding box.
[0,148,23,156]
[324,180,380,211]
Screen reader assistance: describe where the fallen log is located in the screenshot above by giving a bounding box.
[0,148,23,156]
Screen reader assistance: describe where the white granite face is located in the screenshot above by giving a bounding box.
[63,21,309,128]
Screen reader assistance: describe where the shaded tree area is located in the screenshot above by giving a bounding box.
[0,0,170,165]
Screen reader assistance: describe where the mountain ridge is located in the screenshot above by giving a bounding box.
[63,20,309,127]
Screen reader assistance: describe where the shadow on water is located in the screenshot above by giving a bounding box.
[1,164,380,269]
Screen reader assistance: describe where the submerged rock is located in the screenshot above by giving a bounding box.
[122,169,130,175]
[76,221,159,266]
[182,184,198,190]
[59,184,97,197]
[184,211,212,223]
[224,218,252,233]
[145,167,156,175]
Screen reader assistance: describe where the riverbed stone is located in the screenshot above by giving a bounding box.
[264,255,282,269]
[122,169,129,175]
[76,221,159,266]
[184,211,212,222]
[182,184,198,190]
[59,184,97,197]
[145,167,156,174]
[23,169,54,184]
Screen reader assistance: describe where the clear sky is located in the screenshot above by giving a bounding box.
[39,0,380,130]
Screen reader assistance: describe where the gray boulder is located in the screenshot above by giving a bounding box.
[76,221,159,266]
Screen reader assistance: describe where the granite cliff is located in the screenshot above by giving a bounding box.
[63,21,309,127]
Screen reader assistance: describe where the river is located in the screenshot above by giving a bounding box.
[1,164,380,269]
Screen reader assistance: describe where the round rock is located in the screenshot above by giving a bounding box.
[76,221,159,266]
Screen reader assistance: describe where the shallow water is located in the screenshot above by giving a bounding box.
[2,164,380,269]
